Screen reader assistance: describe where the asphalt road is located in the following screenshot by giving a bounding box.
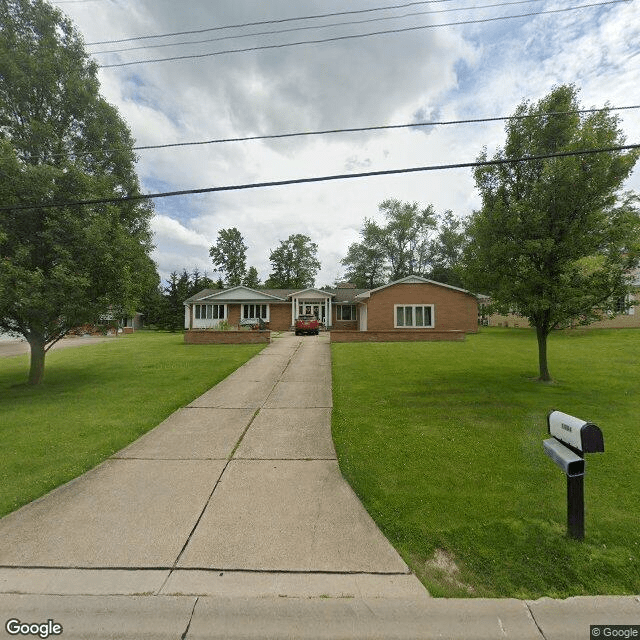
[0,335,118,358]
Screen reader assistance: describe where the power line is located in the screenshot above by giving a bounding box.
[130,106,640,151]
[6,144,639,212]
[86,0,455,46]
[24,106,640,162]
[100,1,629,68]
[90,0,545,56]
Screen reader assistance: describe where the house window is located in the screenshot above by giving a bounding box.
[394,304,434,328]
[336,305,356,321]
[242,304,269,321]
[615,295,635,315]
[195,304,225,320]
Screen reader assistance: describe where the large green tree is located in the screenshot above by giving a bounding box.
[464,85,640,381]
[266,233,320,289]
[209,227,247,287]
[340,218,388,288]
[428,210,467,287]
[0,0,156,384]
[379,199,436,281]
[340,200,439,286]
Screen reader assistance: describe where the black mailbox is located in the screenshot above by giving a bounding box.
[543,410,605,540]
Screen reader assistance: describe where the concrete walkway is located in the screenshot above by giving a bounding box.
[0,332,637,638]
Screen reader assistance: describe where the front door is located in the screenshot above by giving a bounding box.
[300,303,326,324]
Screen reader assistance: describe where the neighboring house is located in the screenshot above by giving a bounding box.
[486,269,640,329]
[184,275,479,336]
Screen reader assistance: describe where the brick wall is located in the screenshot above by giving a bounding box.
[365,283,478,333]
[227,305,241,327]
[184,330,271,344]
[331,330,465,342]
[332,320,358,331]
[268,303,292,330]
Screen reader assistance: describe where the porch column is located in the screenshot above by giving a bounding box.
[291,297,296,327]
[326,296,332,328]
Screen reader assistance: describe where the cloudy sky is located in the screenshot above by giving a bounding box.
[55,0,640,287]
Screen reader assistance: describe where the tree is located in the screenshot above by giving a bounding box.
[0,0,156,384]
[463,85,640,381]
[379,199,436,280]
[266,234,321,288]
[340,219,388,288]
[428,210,467,287]
[340,200,438,286]
[209,227,247,287]
[243,266,261,288]
[145,267,218,330]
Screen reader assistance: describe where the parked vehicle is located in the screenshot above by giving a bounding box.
[295,315,320,336]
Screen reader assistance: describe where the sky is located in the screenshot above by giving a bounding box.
[53,0,640,288]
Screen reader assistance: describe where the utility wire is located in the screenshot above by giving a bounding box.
[22,106,640,162]
[90,0,545,56]
[6,144,639,212]
[99,1,629,68]
[86,0,456,45]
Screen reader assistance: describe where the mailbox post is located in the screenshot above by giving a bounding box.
[544,411,604,540]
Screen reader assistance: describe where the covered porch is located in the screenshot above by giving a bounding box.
[289,289,335,329]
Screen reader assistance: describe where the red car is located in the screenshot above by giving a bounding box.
[295,315,320,336]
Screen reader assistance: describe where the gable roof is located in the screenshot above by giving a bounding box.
[288,288,334,298]
[184,286,286,304]
[355,275,478,299]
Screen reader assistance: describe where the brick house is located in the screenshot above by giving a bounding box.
[184,276,479,341]
[485,268,640,329]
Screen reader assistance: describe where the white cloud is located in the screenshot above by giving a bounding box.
[56,0,640,287]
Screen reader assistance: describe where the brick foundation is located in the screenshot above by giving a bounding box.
[330,330,465,342]
[185,330,271,344]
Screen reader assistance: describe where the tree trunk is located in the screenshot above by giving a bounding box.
[535,323,552,382]
[27,336,46,385]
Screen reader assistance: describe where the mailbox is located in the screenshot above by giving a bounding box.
[547,411,604,454]
[544,410,605,540]
[543,438,585,477]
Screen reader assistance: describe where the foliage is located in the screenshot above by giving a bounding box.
[341,200,466,287]
[429,210,467,287]
[0,0,157,384]
[379,199,436,280]
[0,332,264,517]
[266,233,321,288]
[142,268,217,331]
[463,85,640,380]
[209,227,247,287]
[341,218,388,288]
[332,329,640,598]
[242,266,261,288]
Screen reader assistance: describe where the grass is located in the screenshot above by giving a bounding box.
[0,331,264,518]
[331,327,640,599]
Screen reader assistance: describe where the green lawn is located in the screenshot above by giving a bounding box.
[0,332,264,518]
[331,328,640,599]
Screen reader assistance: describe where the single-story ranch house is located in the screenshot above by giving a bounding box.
[184,275,479,341]
[485,267,640,329]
